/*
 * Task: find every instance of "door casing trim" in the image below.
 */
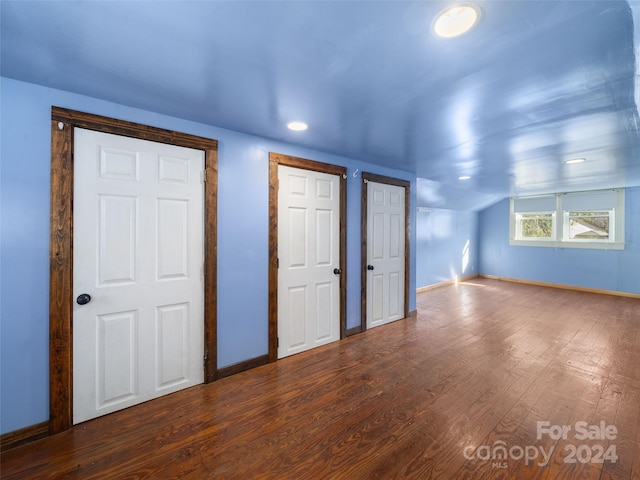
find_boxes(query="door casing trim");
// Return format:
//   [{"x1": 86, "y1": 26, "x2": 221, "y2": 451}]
[
  {"x1": 360, "y1": 172, "x2": 411, "y2": 332},
  {"x1": 49, "y1": 107, "x2": 218, "y2": 434},
  {"x1": 268, "y1": 152, "x2": 347, "y2": 362}
]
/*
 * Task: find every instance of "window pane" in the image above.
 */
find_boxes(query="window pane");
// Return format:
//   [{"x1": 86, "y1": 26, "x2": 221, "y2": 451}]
[
  {"x1": 510, "y1": 189, "x2": 623, "y2": 248},
  {"x1": 568, "y1": 212, "x2": 610, "y2": 240},
  {"x1": 520, "y1": 214, "x2": 553, "y2": 238}
]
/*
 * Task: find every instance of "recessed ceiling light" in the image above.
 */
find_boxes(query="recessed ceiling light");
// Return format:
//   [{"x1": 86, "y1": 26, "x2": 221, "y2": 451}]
[
  {"x1": 433, "y1": 5, "x2": 479, "y2": 38},
  {"x1": 458, "y1": 175, "x2": 471, "y2": 180},
  {"x1": 565, "y1": 158, "x2": 585, "y2": 164},
  {"x1": 287, "y1": 121, "x2": 308, "y2": 131}
]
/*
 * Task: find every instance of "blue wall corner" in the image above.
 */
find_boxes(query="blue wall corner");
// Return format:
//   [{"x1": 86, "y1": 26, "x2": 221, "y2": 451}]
[{"x1": 416, "y1": 208, "x2": 479, "y2": 288}]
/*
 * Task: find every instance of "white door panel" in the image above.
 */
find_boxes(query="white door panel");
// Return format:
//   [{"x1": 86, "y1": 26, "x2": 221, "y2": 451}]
[
  {"x1": 73, "y1": 128, "x2": 204, "y2": 424},
  {"x1": 98, "y1": 194, "x2": 137, "y2": 285},
  {"x1": 278, "y1": 165, "x2": 340, "y2": 358},
  {"x1": 366, "y1": 181, "x2": 406, "y2": 329},
  {"x1": 157, "y1": 199, "x2": 190, "y2": 280},
  {"x1": 156, "y1": 302, "x2": 191, "y2": 389},
  {"x1": 96, "y1": 310, "x2": 138, "y2": 408},
  {"x1": 315, "y1": 282, "x2": 333, "y2": 340}
]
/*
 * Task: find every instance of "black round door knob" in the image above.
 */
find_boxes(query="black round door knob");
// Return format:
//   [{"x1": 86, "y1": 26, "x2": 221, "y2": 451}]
[
  {"x1": 76, "y1": 294, "x2": 91, "y2": 305},
  {"x1": 333, "y1": 268, "x2": 342, "y2": 275},
  {"x1": 367, "y1": 265, "x2": 375, "y2": 271}
]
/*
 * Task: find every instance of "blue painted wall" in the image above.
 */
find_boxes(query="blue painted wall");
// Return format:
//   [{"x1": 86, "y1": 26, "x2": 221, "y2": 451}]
[
  {"x1": 479, "y1": 188, "x2": 640, "y2": 294},
  {"x1": 416, "y1": 208, "x2": 479, "y2": 288},
  {"x1": 0, "y1": 77, "x2": 416, "y2": 434}
]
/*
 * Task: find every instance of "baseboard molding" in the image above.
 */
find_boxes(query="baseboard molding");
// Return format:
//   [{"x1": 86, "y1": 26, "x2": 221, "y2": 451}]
[
  {"x1": 1, "y1": 421, "x2": 49, "y2": 452},
  {"x1": 407, "y1": 309, "x2": 417, "y2": 318},
  {"x1": 416, "y1": 274, "x2": 479, "y2": 293},
  {"x1": 479, "y1": 274, "x2": 640, "y2": 299},
  {"x1": 217, "y1": 354, "x2": 269, "y2": 379}
]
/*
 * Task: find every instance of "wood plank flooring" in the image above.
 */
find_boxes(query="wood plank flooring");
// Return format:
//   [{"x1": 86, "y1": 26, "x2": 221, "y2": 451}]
[{"x1": 2, "y1": 278, "x2": 639, "y2": 479}]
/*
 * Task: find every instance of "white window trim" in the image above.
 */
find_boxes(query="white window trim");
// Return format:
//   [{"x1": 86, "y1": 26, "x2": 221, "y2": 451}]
[{"x1": 509, "y1": 189, "x2": 625, "y2": 250}]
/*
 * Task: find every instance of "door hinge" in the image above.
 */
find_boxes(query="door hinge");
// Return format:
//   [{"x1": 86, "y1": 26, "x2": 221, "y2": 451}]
[
  {"x1": 277, "y1": 257, "x2": 279, "y2": 268},
  {"x1": 277, "y1": 337, "x2": 279, "y2": 347},
  {"x1": 201, "y1": 170, "x2": 207, "y2": 183}
]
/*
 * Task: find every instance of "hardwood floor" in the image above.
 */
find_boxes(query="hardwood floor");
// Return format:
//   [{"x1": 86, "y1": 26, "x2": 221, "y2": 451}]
[{"x1": 2, "y1": 278, "x2": 639, "y2": 479}]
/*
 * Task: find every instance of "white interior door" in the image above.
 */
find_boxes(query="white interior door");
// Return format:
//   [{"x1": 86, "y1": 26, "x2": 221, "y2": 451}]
[
  {"x1": 366, "y1": 180, "x2": 405, "y2": 329},
  {"x1": 278, "y1": 165, "x2": 341, "y2": 358},
  {"x1": 73, "y1": 128, "x2": 205, "y2": 424}
]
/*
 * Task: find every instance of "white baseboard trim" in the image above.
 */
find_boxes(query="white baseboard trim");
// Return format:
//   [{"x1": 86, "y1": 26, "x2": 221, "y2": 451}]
[
  {"x1": 416, "y1": 274, "x2": 479, "y2": 293},
  {"x1": 478, "y1": 274, "x2": 640, "y2": 299}
]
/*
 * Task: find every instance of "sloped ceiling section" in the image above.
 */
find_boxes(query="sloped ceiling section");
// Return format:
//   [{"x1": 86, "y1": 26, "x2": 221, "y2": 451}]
[
  {"x1": 1, "y1": 1, "x2": 640, "y2": 210},
  {"x1": 417, "y1": 178, "x2": 504, "y2": 212}
]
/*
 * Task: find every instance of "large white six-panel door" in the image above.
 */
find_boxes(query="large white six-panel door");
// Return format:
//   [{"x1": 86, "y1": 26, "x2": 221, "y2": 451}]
[
  {"x1": 277, "y1": 165, "x2": 341, "y2": 358},
  {"x1": 73, "y1": 128, "x2": 205, "y2": 424},
  {"x1": 366, "y1": 180, "x2": 406, "y2": 329}
]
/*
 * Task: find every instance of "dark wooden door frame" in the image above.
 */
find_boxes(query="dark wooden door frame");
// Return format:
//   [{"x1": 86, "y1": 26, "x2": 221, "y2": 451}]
[
  {"x1": 268, "y1": 152, "x2": 347, "y2": 363},
  {"x1": 360, "y1": 172, "x2": 411, "y2": 333},
  {"x1": 49, "y1": 107, "x2": 218, "y2": 434}
]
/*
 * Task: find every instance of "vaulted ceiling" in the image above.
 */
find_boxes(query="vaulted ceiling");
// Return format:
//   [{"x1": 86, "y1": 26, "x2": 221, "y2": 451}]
[{"x1": 2, "y1": 1, "x2": 639, "y2": 209}]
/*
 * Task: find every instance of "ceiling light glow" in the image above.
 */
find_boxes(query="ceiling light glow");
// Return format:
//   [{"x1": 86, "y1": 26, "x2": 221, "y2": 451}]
[
  {"x1": 287, "y1": 121, "x2": 308, "y2": 131},
  {"x1": 565, "y1": 158, "x2": 585, "y2": 164},
  {"x1": 458, "y1": 175, "x2": 471, "y2": 180},
  {"x1": 433, "y1": 5, "x2": 479, "y2": 38}
]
